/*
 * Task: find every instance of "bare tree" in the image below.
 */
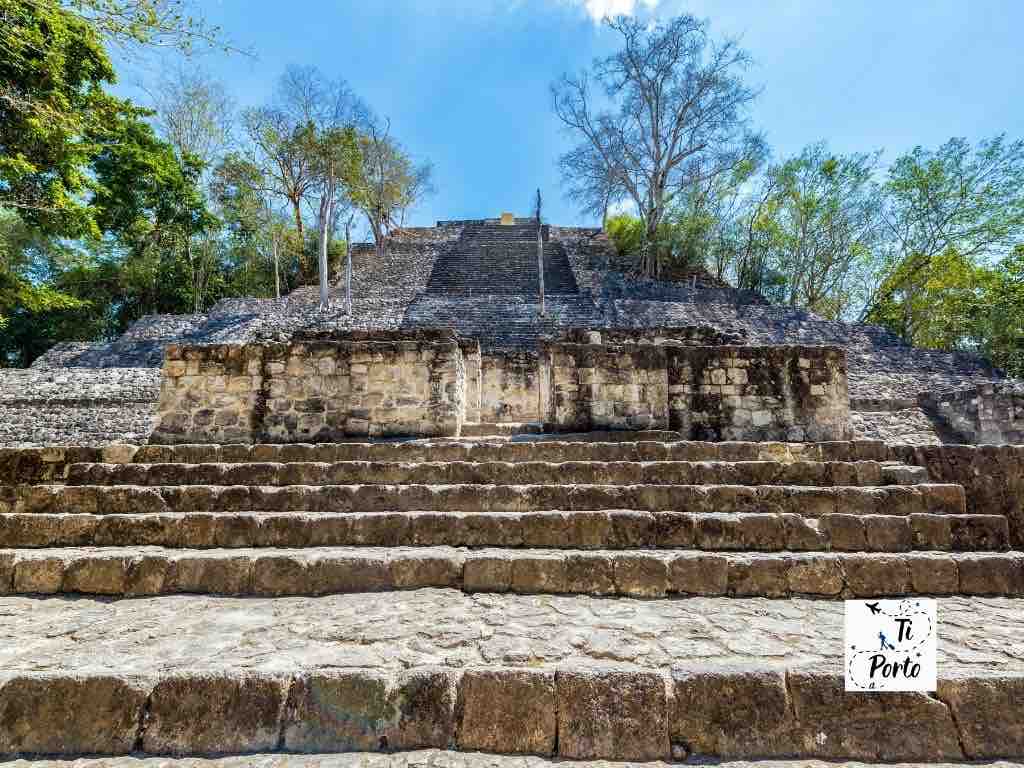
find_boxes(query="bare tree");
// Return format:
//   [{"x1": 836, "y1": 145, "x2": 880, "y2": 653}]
[
  {"x1": 552, "y1": 14, "x2": 764, "y2": 276},
  {"x1": 241, "y1": 66, "x2": 367, "y2": 287},
  {"x1": 353, "y1": 119, "x2": 434, "y2": 259},
  {"x1": 151, "y1": 67, "x2": 234, "y2": 178}
]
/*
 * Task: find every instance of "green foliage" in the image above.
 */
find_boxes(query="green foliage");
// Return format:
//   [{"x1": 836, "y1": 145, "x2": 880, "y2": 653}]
[
  {"x1": 0, "y1": 0, "x2": 129, "y2": 236},
  {"x1": 867, "y1": 247, "x2": 1024, "y2": 377},
  {"x1": 605, "y1": 214, "x2": 644, "y2": 258}
]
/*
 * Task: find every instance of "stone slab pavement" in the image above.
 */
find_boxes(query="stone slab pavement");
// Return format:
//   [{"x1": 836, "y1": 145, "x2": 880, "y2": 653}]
[{"x1": 1, "y1": 590, "x2": 1022, "y2": 676}]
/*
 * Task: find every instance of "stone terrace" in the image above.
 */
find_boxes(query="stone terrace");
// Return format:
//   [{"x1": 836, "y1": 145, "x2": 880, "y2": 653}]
[{"x1": 1, "y1": 435, "x2": 1024, "y2": 762}]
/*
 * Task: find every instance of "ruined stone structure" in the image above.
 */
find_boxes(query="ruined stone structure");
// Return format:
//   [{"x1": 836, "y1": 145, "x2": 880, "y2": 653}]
[
  {"x1": 152, "y1": 331, "x2": 470, "y2": 443},
  {"x1": 2, "y1": 215, "x2": 1024, "y2": 765},
  {"x1": 6, "y1": 217, "x2": 1012, "y2": 446},
  {"x1": 540, "y1": 330, "x2": 849, "y2": 440}
]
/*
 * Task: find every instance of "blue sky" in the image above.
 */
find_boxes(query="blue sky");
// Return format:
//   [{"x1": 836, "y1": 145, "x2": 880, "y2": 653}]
[{"x1": 121, "y1": 0, "x2": 1023, "y2": 235}]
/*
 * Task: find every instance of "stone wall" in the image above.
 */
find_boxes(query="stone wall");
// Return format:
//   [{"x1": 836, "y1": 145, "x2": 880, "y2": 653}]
[
  {"x1": 890, "y1": 443, "x2": 1024, "y2": 548},
  {"x1": 481, "y1": 352, "x2": 540, "y2": 423},
  {"x1": 151, "y1": 330, "x2": 467, "y2": 444},
  {"x1": 920, "y1": 382, "x2": 1024, "y2": 444},
  {"x1": 541, "y1": 341, "x2": 850, "y2": 441},
  {"x1": 668, "y1": 345, "x2": 850, "y2": 442},
  {"x1": 541, "y1": 343, "x2": 670, "y2": 431}
]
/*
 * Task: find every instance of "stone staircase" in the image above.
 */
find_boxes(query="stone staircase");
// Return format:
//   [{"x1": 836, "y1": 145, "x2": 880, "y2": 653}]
[
  {"x1": 425, "y1": 223, "x2": 578, "y2": 295},
  {"x1": 1, "y1": 437, "x2": 1023, "y2": 763}
]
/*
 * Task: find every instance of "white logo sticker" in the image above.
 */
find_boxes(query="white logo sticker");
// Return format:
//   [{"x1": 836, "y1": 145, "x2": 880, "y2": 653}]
[{"x1": 845, "y1": 599, "x2": 937, "y2": 692}]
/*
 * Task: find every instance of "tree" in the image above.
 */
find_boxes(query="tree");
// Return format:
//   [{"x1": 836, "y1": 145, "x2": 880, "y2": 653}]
[
  {"x1": 152, "y1": 67, "x2": 234, "y2": 184},
  {"x1": 311, "y1": 126, "x2": 361, "y2": 309},
  {"x1": 91, "y1": 113, "x2": 215, "y2": 315},
  {"x1": 353, "y1": 119, "x2": 434, "y2": 258},
  {"x1": 867, "y1": 246, "x2": 1024, "y2": 377},
  {"x1": 240, "y1": 67, "x2": 366, "y2": 284},
  {"x1": 0, "y1": 0, "x2": 129, "y2": 236},
  {"x1": 552, "y1": 13, "x2": 764, "y2": 277},
  {"x1": 866, "y1": 135, "x2": 1024, "y2": 331},
  {"x1": 759, "y1": 145, "x2": 883, "y2": 318},
  {"x1": 59, "y1": 0, "x2": 233, "y2": 54}
]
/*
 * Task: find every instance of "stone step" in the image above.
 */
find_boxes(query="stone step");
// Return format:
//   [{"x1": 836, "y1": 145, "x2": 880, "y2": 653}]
[
  {"x1": 130, "y1": 439, "x2": 891, "y2": 464},
  {"x1": 2, "y1": 483, "x2": 966, "y2": 516},
  {"x1": 63, "y1": 460, "x2": 928, "y2": 489},
  {"x1": 0, "y1": 590, "x2": 1021, "y2": 760},
  {"x1": 0, "y1": 511, "x2": 1008, "y2": 552},
  {"x1": 1, "y1": 546, "x2": 1019, "y2": 597},
  {"x1": 0, "y1": 440, "x2": 896, "y2": 484},
  {"x1": 9, "y1": 757, "x2": 1024, "y2": 768}
]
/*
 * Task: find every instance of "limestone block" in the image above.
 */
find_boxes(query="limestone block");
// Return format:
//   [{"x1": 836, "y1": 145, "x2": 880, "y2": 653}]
[
  {"x1": 557, "y1": 670, "x2": 668, "y2": 760},
  {"x1": 457, "y1": 669, "x2": 556, "y2": 755},
  {"x1": 672, "y1": 667, "x2": 793, "y2": 756},
  {"x1": 787, "y1": 671, "x2": 963, "y2": 760},
  {"x1": 0, "y1": 675, "x2": 146, "y2": 755},
  {"x1": 938, "y1": 675, "x2": 1024, "y2": 758},
  {"x1": 143, "y1": 673, "x2": 287, "y2": 754},
  {"x1": 286, "y1": 669, "x2": 456, "y2": 752}
]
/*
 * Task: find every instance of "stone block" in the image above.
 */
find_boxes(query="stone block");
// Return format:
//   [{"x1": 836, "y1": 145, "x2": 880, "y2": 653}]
[
  {"x1": 143, "y1": 673, "x2": 287, "y2": 754},
  {"x1": 669, "y1": 553, "x2": 727, "y2": 595},
  {"x1": 13, "y1": 556, "x2": 64, "y2": 594},
  {"x1": 557, "y1": 670, "x2": 668, "y2": 761},
  {"x1": 456, "y1": 669, "x2": 556, "y2": 755},
  {"x1": 0, "y1": 675, "x2": 146, "y2": 755},
  {"x1": 286, "y1": 669, "x2": 456, "y2": 752},
  {"x1": 463, "y1": 553, "x2": 511, "y2": 592},
  {"x1": 787, "y1": 671, "x2": 963, "y2": 760},
  {"x1": 938, "y1": 675, "x2": 1024, "y2": 758},
  {"x1": 671, "y1": 667, "x2": 793, "y2": 757}
]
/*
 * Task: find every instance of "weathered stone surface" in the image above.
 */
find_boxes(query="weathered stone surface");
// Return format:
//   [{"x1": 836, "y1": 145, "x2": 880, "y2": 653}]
[
  {"x1": 0, "y1": 675, "x2": 146, "y2": 755},
  {"x1": 787, "y1": 671, "x2": 963, "y2": 761},
  {"x1": 143, "y1": 673, "x2": 287, "y2": 755},
  {"x1": 6, "y1": 753, "x2": 1024, "y2": 767},
  {"x1": 938, "y1": 675, "x2": 1024, "y2": 758},
  {"x1": 3, "y1": 548, "x2": 1023, "y2": 598},
  {"x1": 671, "y1": 667, "x2": 793, "y2": 756},
  {"x1": 556, "y1": 670, "x2": 668, "y2": 760},
  {"x1": 456, "y1": 670, "x2": 555, "y2": 755},
  {"x1": 286, "y1": 670, "x2": 456, "y2": 752}
]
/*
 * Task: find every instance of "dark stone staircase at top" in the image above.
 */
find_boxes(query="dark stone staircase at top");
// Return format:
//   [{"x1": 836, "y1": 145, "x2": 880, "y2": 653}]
[{"x1": 426, "y1": 222, "x2": 578, "y2": 295}]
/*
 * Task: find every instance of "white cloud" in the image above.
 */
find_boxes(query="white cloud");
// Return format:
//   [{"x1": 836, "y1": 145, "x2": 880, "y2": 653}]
[{"x1": 565, "y1": 0, "x2": 662, "y2": 23}]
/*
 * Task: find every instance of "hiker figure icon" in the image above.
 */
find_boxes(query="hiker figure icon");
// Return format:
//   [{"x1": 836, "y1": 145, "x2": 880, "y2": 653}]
[{"x1": 878, "y1": 631, "x2": 896, "y2": 651}]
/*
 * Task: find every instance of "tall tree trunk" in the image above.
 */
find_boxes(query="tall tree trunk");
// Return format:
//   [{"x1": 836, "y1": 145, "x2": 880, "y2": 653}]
[
  {"x1": 291, "y1": 196, "x2": 306, "y2": 279},
  {"x1": 344, "y1": 216, "x2": 353, "y2": 315},
  {"x1": 642, "y1": 215, "x2": 661, "y2": 277},
  {"x1": 272, "y1": 232, "x2": 280, "y2": 299},
  {"x1": 537, "y1": 223, "x2": 545, "y2": 317},
  {"x1": 318, "y1": 191, "x2": 333, "y2": 310}
]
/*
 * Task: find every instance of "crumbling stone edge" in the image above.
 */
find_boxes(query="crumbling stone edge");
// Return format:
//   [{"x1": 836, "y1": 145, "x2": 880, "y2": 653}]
[{"x1": 0, "y1": 666, "x2": 1020, "y2": 761}]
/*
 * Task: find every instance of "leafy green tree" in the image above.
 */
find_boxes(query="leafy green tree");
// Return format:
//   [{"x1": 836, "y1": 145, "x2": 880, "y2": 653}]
[
  {"x1": 91, "y1": 113, "x2": 216, "y2": 316},
  {"x1": 0, "y1": 0, "x2": 128, "y2": 236},
  {"x1": 867, "y1": 135, "x2": 1024, "y2": 330},
  {"x1": 757, "y1": 145, "x2": 883, "y2": 319}
]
